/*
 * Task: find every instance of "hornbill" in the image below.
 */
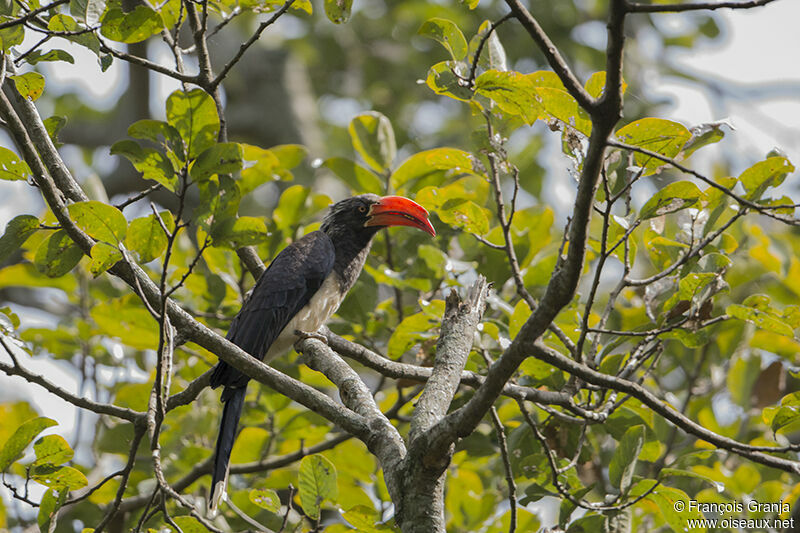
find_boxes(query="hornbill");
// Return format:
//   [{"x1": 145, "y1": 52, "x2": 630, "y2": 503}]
[{"x1": 208, "y1": 194, "x2": 436, "y2": 513}]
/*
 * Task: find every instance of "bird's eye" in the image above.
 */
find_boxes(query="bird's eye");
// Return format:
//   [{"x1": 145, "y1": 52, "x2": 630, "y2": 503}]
[{"x1": 358, "y1": 205, "x2": 367, "y2": 213}]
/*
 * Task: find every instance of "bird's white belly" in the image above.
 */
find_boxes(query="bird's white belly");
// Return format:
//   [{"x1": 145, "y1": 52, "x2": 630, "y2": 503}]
[{"x1": 263, "y1": 275, "x2": 344, "y2": 361}]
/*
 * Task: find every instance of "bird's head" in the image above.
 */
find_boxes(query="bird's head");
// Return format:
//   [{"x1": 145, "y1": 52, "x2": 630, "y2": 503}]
[{"x1": 321, "y1": 194, "x2": 436, "y2": 238}]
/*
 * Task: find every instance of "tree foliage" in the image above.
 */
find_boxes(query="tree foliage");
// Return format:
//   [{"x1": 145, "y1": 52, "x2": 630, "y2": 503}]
[{"x1": 0, "y1": 0, "x2": 798, "y2": 532}]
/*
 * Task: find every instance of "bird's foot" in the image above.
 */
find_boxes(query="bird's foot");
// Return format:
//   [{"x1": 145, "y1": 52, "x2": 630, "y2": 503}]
[{"x1": 294, "y1": 329, "x2": 328, "y2": 351}]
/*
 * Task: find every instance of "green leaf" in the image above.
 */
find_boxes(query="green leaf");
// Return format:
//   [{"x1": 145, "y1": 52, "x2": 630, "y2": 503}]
[
  {"x1": 249, "y1": 488, "x2": 280, "y2": 512},
  {"x1": 88, "y1": 242, "x2": 121, "y2": 277},
  {"x1": 23, "y1": 49, "x2": 75, "y2": 65},
  {"x1": 727, "y1": 303, "x2": 794, "y2": 337},
  {"x1": 195, "y1": 176, "x2": 241, "y2": 234},
  {"x1": 639, "y1": 485, "x2": 702, "y2": 533},
  {"x1": 90, "y1": 295, "x2": 159, "y2": 350},
  {"x1": 0, "y1": 23, "x2": 25, "y2": 51},
  {"x1": 190, "y1": 142, "x2": 243, "y2": 182},
  {"x1": 10, "y1": 72, "x2": 45, "y2": 101},
  {"x1": 639, "y1": 181, "x2": 704, "y2": 219},
  {"x1": 126, "y1": 212, "x2": 174, "y2": 263},
  {"x1": 738, "y1": 156, "x2": 794, "y2": 201},
  {"x1": 682, "y1": 120, "x2": 728, "y2": 158},
  {"x1": 32, "y1": 464, "x2": 88, "y2": 491},
  {"x1": 0, "y1": 214, "x2": 39, "y2": 262},
  {"x1": 615, "y1": 118, "x2": 692, "y2": 174},
  {"x1": 100, "y1": 4, "x2": 162, "y2": 43},
  {"x1": 440, "y1": 199, "x2": 489, "y2": 235},
  {"x1": 418, "y1": 18, "x2": 468, "y2": 61},
  {"x1": 0, "y1": 417, "x2": 57, "y2": 471},
  {"x1": 43, "y1": 116, "x2": 67, "y2": 148},
  {"x1": 468, "y1": 20, "x2": 507, "y2": 73},
  {"x1": 270, "y1": 144, "x2": 307, "y2": 170},
  {"x1": 391, "y1": 148, "x2": 478, "y2": 192},
  {"x1": 170, "y1": 516, "x2": 206, "y2": 533},
  {"x1": 70, "y1": 0, "x2": 105, "y2": 25},
  {"x1": 342, "y1": 505, "x2": 395, "y2": 532},
  {"x1": 128, "y1": 119, "x2": 184, "y2": 161},
  {"x1": 425, "y1": 60, "x2": 473, "y2": 101},
  {"x1": 771, "y1": 403, "x2": 800, "y2": 435},
  {"x1": 584, "y1": 71, "x2": 628, "y2": 99},
  {"x1": 608, "y1": 425, "x2": 644, "y2": 494},
  {"x1": 67, "y1": 201, "x2": 127, "y2": 244},
  {"x1": 322, "y1": 157, "x2": 383, "y2": 194},
  {"x1": 510, "y1": 300, "x2": 531, "y2": 338},
  {"x1": 273, "y1": 184, "x2": 309, "y2": 231},
  {"x1": 48, "y1": 14, "x2": 101, "y2": 56},
  {"x1": 348, "y1": 112, "x2": 396, "y2": 174},
  {"x1": 166, "y1": 88, "x2": 219, "y2": 159},
  {"x1": 416, "y1": 182, "x2": 491, "y2": 235},
  {"x1": 211, "y1": 216, "x2": 268, "y2": 248},
  {"x1": 388, "y1": 310, "x2": 439, "y2": 357},
  {"x1": 324, "y1": 0, "x2": 352, "y2": 23},
  {"x1": 298, "y1": 454, "x2": 337, "y2": 520},
  {"x1": 474, "y1": 70, "x2": 542, "y2": 125},
  {"x1": 584, "y1": 71, "x2": 606, "y2": 98},
  {"x1": 0, "y1": 147, "x2": 32, "y2": 181},
  {"x1": 38, "y1": 488, "x2": 67, "y2": 533},
  {"x1": 33, "y1": 435, "x2": 73, "y2": 466},
  {"x1": 535, "y1": 86, "x2": 592, "y2": 136},
  {"x1": 110, "y1": 140, "x2": 178, "y2": 191},
  {"x1": 240, "y1": 144, "x2": 284, "y2": 193},
  {"x1": 34, "y1": 230, "x2": 83, "y2": 278}
]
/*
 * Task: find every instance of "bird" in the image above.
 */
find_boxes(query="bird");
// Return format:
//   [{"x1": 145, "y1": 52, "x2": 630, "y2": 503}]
[{"x1": 207, "y1": 194, "x2": 436, "y2": 514}]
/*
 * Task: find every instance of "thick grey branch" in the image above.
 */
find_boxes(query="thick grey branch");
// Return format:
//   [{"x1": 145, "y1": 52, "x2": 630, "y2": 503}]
[
  {"x1": 325, "y1": 329, "x2": 587, "y2": 412},
  {"x1": 295, "y1": 337, "x2": 406, "y2": 473},
  {"x1": 409, "y1": 278, "x2": 489, "y2": 445}
]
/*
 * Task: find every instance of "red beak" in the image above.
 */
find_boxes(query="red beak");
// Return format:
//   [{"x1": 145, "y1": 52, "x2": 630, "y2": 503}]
[{"x1": 364, "y1": 196, "x2": 436, "y2": 237}]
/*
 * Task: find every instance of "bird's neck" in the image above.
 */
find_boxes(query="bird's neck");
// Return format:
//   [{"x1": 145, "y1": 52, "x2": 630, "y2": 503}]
[{"x1": 327, "y1": 229, "x2": 377, "y2": 291}]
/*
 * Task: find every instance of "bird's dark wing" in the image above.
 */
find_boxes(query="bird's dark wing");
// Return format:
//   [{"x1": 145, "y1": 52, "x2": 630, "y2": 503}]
[{"x1": 209, "y1": 230, "x2": 335, "y2": 391}]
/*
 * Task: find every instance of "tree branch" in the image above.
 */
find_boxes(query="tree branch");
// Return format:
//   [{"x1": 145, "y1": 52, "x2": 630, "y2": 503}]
[
  {"x1": 626, "y1": 0, "x2": 778, "y2": 13},
  {"x1": 409, "y1": 278, "x2": 489, "y2": 446},
  {"x1": 503, "y1": 0, "x2": 595, "y2": 111}
]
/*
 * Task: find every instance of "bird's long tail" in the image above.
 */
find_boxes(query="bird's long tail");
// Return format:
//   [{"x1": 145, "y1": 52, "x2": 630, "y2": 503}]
[{"x1": 209, "y1": 386, "x2": 245, "y2": 515}]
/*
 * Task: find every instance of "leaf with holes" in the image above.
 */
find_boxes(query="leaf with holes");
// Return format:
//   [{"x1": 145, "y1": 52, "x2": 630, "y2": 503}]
[
  {"x1": 249, "y1": 488, "x2": 280, "y2": 512},
  {"x1": 33, "y1": 435, "x2": 73, "y2": 467},
  {"x1": 324, "y1": 0, "x2": 352, "y2": 23},
  {"x1": 298, "y1": 454, "x2": 337, "y2": 520},
  {"x1": 10, "y1": 72, "x2": 45, "y2": 101},
  {"x1": 640, "y1": 181, "x2": 704, "y2": 220}
]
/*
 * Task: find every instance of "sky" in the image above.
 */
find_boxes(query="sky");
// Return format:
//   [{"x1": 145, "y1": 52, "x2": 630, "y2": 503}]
[{"x1": 658, "y1": 1, "x2": 800, "y2": 168}]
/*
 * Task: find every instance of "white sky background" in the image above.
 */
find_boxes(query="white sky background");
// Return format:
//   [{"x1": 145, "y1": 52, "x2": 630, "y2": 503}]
[
  {"x1": 1, "y1": 0, "x2": 800, "y2": 523},
  {"x1": 545, "y1": 1, "x2": 800, "y2": 214},
  {"x1": 658, "y1": 1, "x2": 800, "y2": 168}
]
